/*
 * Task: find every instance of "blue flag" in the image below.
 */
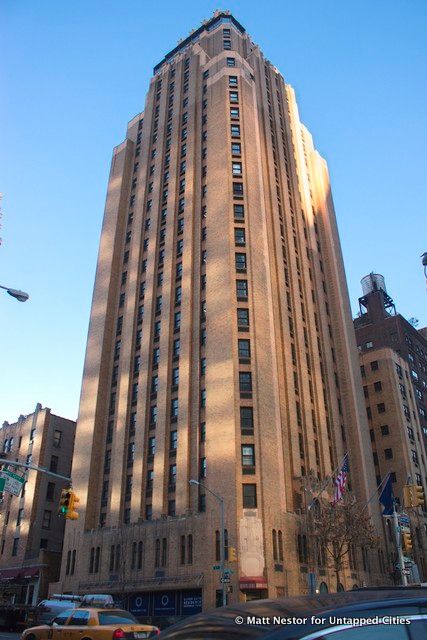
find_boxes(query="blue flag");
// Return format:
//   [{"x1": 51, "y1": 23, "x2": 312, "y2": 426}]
[{"x1": 379, "y1": 475, "x2": 394, "y2": 516}]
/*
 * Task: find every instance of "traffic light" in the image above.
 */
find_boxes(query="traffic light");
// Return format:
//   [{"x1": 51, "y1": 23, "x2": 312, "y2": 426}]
[
  {"x1": 67, "y1": 491, "x2": 80, "y2": 520},
  {"x1": 414, "y1": 485, "x2": 425, "y2": 507},
  {"x1": 402, "y1": 532, "x2": 413, "y2": 553},
  {"x1": 229, "y1": 546, "x2": 238, "y2": 562},
  {"x1": 59, "y1": 488, "x2": 72, "y2": 516},
  {"x1": 58, "y1": 488, "x2": 80, "y2": 520},
  {"x1": 403, "y1": 485, "x2": 425, "y2": 508}
]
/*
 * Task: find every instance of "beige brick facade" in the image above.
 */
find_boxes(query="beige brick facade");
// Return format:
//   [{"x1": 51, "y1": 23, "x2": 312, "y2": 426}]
[
  {"x1": 53, "y1": 11, "x2": 386, "y2": 615},
  {"x1": 0, "y1": 403, "x2": 76, "y2": 603}
]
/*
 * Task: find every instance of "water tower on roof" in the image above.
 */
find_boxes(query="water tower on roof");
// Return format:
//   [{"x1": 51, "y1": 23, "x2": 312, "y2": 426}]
[{"x1": 358, "y1": 272, "x2": 396, "y2": 319}]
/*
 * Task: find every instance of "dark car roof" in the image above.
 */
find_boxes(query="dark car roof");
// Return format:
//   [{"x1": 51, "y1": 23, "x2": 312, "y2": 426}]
[{"x1": 158, "y1": 589, "x2": 427, "y2": 639}]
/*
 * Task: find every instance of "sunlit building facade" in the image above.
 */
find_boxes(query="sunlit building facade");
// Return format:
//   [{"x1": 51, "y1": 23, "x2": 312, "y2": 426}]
[{"x1": 55, "y1": 11, "x2": 385, "y2": 614}]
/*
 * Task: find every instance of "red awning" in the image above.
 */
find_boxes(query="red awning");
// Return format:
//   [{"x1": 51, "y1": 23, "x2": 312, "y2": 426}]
[
  {"x1": 0, "y1": 568, "x2": 22, "y2": 581},
  {"x1": 239, "y1": 576, "x2": 268, "y2": 590},
  {"x1": 21, "y1": 567, "x2": 39, "y2": 580},
  {"x1": 0, "y1": 567, "x2": 40, "y2": 581}
]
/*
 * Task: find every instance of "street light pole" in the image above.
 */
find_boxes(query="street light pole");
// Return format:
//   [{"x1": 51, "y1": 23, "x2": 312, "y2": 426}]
[
  {"x1": 0, "y1": 284, "x2": 29, "y2": 302},
  {"x1": 189, "y1": 479, "x2": 226, "y2": 607}
]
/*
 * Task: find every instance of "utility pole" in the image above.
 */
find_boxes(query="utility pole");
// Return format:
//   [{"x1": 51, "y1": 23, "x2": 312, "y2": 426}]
[{"x1": 393, "y1": 501, "x2": 408, "y2": 586}]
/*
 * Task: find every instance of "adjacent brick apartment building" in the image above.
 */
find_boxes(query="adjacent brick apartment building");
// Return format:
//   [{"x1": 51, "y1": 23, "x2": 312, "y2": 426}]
[
  {"x1": 53, "y1": 10, "x2": 386, "y2": 615},
  {"x1": 354, "y1": 273, "x2": 427, "y2": 580},
  {"x1": 0, "y1": 403, "x2": 76, "y2": 604}
]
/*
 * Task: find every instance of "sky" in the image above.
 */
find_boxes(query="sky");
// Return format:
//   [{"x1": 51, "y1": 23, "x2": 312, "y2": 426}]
[{"x1": 1, "y1": 0, "x2": 426, "y2": 424}]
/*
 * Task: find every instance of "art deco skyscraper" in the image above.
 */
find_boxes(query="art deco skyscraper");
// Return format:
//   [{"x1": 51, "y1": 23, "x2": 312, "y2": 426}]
[{"x1": 55, "y1": 11, "x2": 385, "y2": 613}]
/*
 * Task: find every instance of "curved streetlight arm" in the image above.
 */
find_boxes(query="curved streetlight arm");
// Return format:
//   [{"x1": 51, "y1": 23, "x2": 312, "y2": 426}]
[{"x1": 0, "y1": 284, "x2": 29, "y2": 302}]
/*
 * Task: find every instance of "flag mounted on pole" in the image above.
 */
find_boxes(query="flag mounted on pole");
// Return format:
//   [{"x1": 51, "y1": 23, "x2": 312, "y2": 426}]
[
  {"x1": 379, "y1": 474, "x2": 394, "y2": 516},
  {"x1": 333, "y1": 453, "x2": 349, "y2": 504}
]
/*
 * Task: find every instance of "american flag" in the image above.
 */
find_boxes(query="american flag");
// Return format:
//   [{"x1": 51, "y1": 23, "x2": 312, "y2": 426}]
[{"x1": 333, "y1": 453, "x2": 349, "y2": 504}]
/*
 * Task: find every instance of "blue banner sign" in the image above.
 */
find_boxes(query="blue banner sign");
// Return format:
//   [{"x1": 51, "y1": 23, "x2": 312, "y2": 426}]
[
  {"x1": 129, "y1": 593, "x2": 149, "y2": 616},
  {"x1": 153, "y1": 591, "x2": 177, "y2": 616},
  {"x1": 181, "y1": 589, "x2": 202, "y2": 615}
]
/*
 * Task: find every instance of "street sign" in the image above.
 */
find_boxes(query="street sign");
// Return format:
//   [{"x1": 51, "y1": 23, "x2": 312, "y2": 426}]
[
  {"x1": 0, "y1": 470, "x2": 25, "y2": 496},
  {"x1": 220, "y1": 577, "x2": 230, "y2": 584},
  {"x1": 212, "y1": 565, "x2": 221, "y2": 570},
  {"x1": 399, "y1": 514, "x2": 410, "y2": 527},
  {"x1": 0, "y1": 478, "x2": 5, "y2": 492},
  {"x1": 223, "y1": 568, "x2": 234, "y2": 575}
]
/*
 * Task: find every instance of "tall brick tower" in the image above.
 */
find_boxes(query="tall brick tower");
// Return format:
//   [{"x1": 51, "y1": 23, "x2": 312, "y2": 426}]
[{"x1": 55, "y1": 11, "x2": 384, "y2": 614}]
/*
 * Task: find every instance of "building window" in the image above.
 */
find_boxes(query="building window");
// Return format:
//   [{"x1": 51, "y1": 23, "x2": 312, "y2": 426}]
[
  {"x1": 231, "y1": 124, "x2": 240, "y2": 137},
  {"x1": 150, "y1": 405, "x2": 157, "y2": 425},
  {"x1": 171, "y1": 398, "x2": 179, "y2": 420},
  {"x1": 229, "y1": 75, "x2": 238, "y2": 86},
  {"x1": 234, "y1": 228, "x2": 246, "y2": 245},
  {"x1": 42, "y1": 510, "x2": 52, "y2": 530},
  {"x1": 12, "y1": 538, "x2": 19, "y2": 556},
  {"x1": 232, "y1": 142, "x2": 241, "y2": 156},
  {"x1": 242, "y1": 484, "x2": 257, "y2": 508},
  {"x1": 180, "y1": 536, "x2": 186, "y2": 564},
  {"x1": 374, "y1": 381, "x2": 382, "y2": 392},
  {"x1": 199, "y1": 494, "x2": 206, "y2": 512},
  {"x1": 187, "y1": 534, "x2": 193, "y2": 564},
  {"x1": 377, "y1": 403, "x2": 386, "y2": 414},
  {"x1": 50, "y1": 455, "x2": 58, "y2": 473},
  {"x1": 46, "y1": 482, "x2": 55, "y2": 502},
  {"x1": 200, "y1": 389, "x2": 206, "y2": 407},
  {"x1": 381, "y1": 424, "x2": 390, "y2": 436},
  {"x1": 226, "y1": 57, "x2": 236, "y2": 67},
  {"x1": 199, "y1": 457, "x2": 207, "y2": 478},
  {"x1": 173, "y1": 339, "x2": 180, "y2": 358},
  {"x1": 169, "y1": 464, "x2": 177, "y2": 487},
  {"x1": 234, "y1": 204, "x2": 244, "y2": 220},
  {"x1": 200, "y1": 422, "x2": 206, "y2": 442},
  {"x1": 242, "y1": 444, "x2": 255, "y2": 467},
  {"x1": 239, "y1": 372, "x2": 252, "y2": 394},
  {"x1": 170, "y1": 430, "x2": 178, "y2": 451},
  {"x1": 240, "y1": 407, "x2": 254, "y2": 433},
  {"x1": 172, "y1": 367, "x2": 179, "y2": 387},
  {"x1": 384, "y1": 448, "x2": 393, "y2": 460},
  {"x1": 52, "y1": 430, "x2": 62, "y2": 448},
  {"x1": 127, "y1": 442, "x2": 135, "y2": 466},
  {"x1": 200, "y1": 357, "x2": 206, "y2": 376},
  {"x1": 233, "y1": 182, "x2": 244, "y2": 196},
  {"x1": 236, "y1": 279, "x2": 248, "y2": 299},
  {"x1": 153, "y1": 347, "x2": 160, "y2": 366},
  {"x1": 148, "y1": 436, "x2": 156, "y2": 456},
  {"x1": 237, "y1": 308, "x2": 249, "y2": 327},
  {"x1": 16, "y1": 508, "x2": 24, "y2": 527},
  {"x1": 223, "y1": 39, "x2": 231, "y2": 50},
  {"x1": 238, "y1": 339, "x2": 250, "y2": 359},
  {"x1": 230, "y1": 91, "x2": 239, "y2": 103}
]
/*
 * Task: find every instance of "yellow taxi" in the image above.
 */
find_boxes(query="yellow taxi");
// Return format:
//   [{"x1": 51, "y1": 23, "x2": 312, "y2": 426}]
[{"x1": 22, "y1": 607, "x2": 160, "y2": 640}]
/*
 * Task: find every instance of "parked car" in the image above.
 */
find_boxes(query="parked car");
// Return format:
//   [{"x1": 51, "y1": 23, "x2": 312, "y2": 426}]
[
  {"x1": 157, "y1": 588, "x2": 427, "y2": 639},
  {"x1": 21, "y1": 607, "x2": 159, "y2": 640},
  {"x1": 36, "y1": 598, "x2": 81, "y2": 625}
]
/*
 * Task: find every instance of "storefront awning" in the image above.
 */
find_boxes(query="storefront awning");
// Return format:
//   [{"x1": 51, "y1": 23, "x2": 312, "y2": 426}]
[
  {"x1": 0, "y1": 567, "x2": 40, "y2": 581},
  {"x1": 239, "y1": 576, "x2": 268, "y2": 590}
]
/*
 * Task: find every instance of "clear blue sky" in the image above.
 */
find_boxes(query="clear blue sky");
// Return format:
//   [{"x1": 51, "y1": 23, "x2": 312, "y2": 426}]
[{"x1": 1, "y1": 1, "x2": 426, "y2": 424}]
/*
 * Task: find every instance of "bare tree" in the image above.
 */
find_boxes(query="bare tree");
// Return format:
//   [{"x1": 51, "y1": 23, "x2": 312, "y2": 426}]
[{"x1": 312, "y1": 494, "x2": 379, "y2": 590}]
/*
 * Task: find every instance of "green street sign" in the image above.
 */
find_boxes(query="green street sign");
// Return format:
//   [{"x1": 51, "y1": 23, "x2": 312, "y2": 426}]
[
  {"x1": 0, "y1": 470, "x2": 25, "y2": 496},
  {"x1": 212, "y1": 565, "x2": 221, "y2": 570},
  {"x1": 224, "y1": 568, "x2": 234, "y2": 575},
  {"x1": 0, "y1": 478, "x2": 5, "y2": 492}
]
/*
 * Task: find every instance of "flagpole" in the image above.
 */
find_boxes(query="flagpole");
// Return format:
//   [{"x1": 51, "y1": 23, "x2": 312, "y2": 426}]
[
  {"x1": 308, "y1": 452, "x2": 348, "y2": 510},
  {"x1": 393, "y1": 499, "x2": 408, "y2": 587},
  {"x1": 361, "y1": 473, "x2": 391, "y2": 514}
]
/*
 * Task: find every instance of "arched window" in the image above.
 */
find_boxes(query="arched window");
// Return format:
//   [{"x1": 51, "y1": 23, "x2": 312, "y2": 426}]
[
  {"x1": 155, "y1": 538, "x2": 160, "y2": 567},
  {"x1": 319, "y1": 581, "x2": 328, "y2": 593},
  {"x1": 278, "y1": 530, "x2": 283, "y2": 562},
  {"x1": 131, "y1": 542, "x2": 137, "y2": 570},
  {"x1": 180, "y1": 535, "x2": 186, "y2": 564},
  {"x1": 272, "y1": 530, "x2": 278, "y2": 562},
  {"x1": 137, "y1": 541, "x2": 143, "y2": 569},
  {"x1": 187, "y1": 534, "x2": 193, "y2": 564},
  {"x1": 337, "y1": 582, "x2": 344, "y2": 592}
]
